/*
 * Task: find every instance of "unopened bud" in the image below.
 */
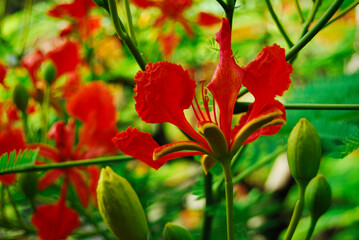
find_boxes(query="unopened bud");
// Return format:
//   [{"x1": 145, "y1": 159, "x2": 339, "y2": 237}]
[
  {"x1": 97, "y1": 167, "x2": 149, "y2": 240},
  {"x1": 163, "y1": 223, "x2": 192, "y2": 240},
  {"x1": 305, "y1": 174, "x2": 332, "y2": 221},
  {"x1": 287, "y1": 118, "x2": 321, "y2": 187},
  {"x1": 41, "y1": 60, "x2": 56, "y2": 85},
  {"x1": 18, "y1": 172, "x2": 38, "y2": 200},
  {"x1": 13, "y1": 84, "x2": 29, "y2": 112}
]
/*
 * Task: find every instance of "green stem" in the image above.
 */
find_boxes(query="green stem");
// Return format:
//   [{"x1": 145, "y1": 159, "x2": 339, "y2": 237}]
[
  {"x1": 294, "y1": 0, "x2": 305, "y2": 23},
  {"x1": 264, "y1": 0, "x2": 294, "y2": 48},
  {"x1": 20, "y1": 0, "x2": 33, "y2": 56},
  {"x1": 216, "y1": 0, "x2": 229, "y2": 12},
  {"x1": 232, "y1": 146, "x2": 286, "y2": 184},
  {"x1": 286, "y1": 0, "x2": 344, "y2": 61},
  {"x1": 41, "y1": 85, "x2": 50, "y2": 143},
  {"x1": 222, "y1": 159, "x2": 234, "y2": 240},
  {"x1": 21, "y1": 111, "x2": 29, "y2": 142},
  {"x1": 326, "y1": 0, "x2": 359, "y2": 27},
  {"x1": 107, "y1": 0, "x2": 146, "y2": 70},
  {"x1": 226, "y1": 0, "x2": 235, "y2": 28},
  {"x1": 304, "y1": 217, "x2": 318, "y2": 240},
  {"x1": 202, "y1": 172, "x2": 213, "y2": 240},
  {"x1": 5, "y1": 187, "x2": 24, "y2": 227},
  {"x1": 283, "y1": 185, "x2": 305, "y2": 240},
  {"x1": 299, "y1": 0, "x2": 323, "y2": 38},
  {"x1": 0, "y1": 155, "x2": 132, "y2": 175},
  {"x1": 124, "y1": 0, "x2": 137, "y2": 45}
]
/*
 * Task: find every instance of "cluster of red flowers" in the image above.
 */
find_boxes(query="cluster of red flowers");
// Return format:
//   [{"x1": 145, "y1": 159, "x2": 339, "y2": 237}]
[{"x1": 0, "y1": 0, "x2": 292, "y2": 239}]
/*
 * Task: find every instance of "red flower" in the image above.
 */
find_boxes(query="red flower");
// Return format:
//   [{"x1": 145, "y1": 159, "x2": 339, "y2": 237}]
[
  {"x1": 32, "y1": 184, "x2": 81, "y2": 240},
  {"x1": 66, "y1": 81, "x2": 117, "y2": 154},
  {"x1": 132, "y1": 0, "x2": 220, "y2": 58},
  {"x1": 113, "y1": 18, "x2": 292, "y2": 170},
  {"x1": 28, "y1": 119, "x2": 103, "y2": 207},
  {"x1": 0, "y1": 61, "x2": 9, "y2": 89}
]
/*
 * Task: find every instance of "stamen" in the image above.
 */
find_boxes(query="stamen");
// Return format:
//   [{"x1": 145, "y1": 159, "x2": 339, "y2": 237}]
[
  {"x1": 200, "y1": 80, "x2": 212, "y2": 122},
  {"x1": 191, "y1": 103, "x2": 203, "y2": 122},
  {"x1": 193, "y1": 87, "x2": 206, "y2": 121},
  {"x1": 212, "y1": 98, "x2": 218, "y2": 125}
]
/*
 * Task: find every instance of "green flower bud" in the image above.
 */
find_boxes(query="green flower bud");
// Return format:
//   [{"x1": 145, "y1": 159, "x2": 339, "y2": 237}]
[
  {"x1": 163, "y1": 223, "x2": 192, "y2": 240},
  {"x1": 305, "y1": 174, "x2": 332, "y2": 221},
  {"x1": 287, "y1": 118, "x2": 321, "y2": 187},
  {"x1": 13, "y1": 84, "x2": 29, "y2": 112},
  {"x1": 18, "y1": 172, "x2": 38, "y2": 200},
  {"x1": 41, "y1": 60, "x2": 56, "y2": 85},
  {"x1": 97, "y1": 167, "x2": 149, "y2": 240}
]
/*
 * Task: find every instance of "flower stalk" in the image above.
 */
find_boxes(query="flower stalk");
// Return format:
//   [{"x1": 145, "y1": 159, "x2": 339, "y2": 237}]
[{"x1": 222, "y1": 158, "x2": 234, "y2": 240}]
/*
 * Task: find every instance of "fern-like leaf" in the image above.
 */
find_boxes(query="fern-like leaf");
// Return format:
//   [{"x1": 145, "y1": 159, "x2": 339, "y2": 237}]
[
  {"x1": 0, "y1": 149, "x2": 39, "y2": 175},
  {"x1": 331, "y1": 131, "x2": 359, "y2": 159}
]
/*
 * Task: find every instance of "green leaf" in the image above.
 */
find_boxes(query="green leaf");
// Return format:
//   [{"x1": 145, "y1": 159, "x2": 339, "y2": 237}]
[
  {"x1": 331, "y1": 131, "x2": 359, "y2": 159},
  {"x1": 0, "y1": 149, "x2": 39, "y2": 175}
]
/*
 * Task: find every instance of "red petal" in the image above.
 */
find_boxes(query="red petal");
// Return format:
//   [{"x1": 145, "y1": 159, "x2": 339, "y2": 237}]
[
  {"x1": 132, "y1": 0, "x2": 157, "y2": 8},
  {"x1": 68, "y1": 169, "x2": 90, "y2": 207},
  {"x1": 243, "y1": 44, "x2": 292, "y2": 120},
  {"x1": 46, "y1": 39, "x2": 81, "y2": 78},
  {"x1": 197, "y1": 12, "x2": 221, "y2": 26},
  {"x1": 158, "y1": 32, "x2": 181, "y2": 59},
  {"x1": 21, "y1": 50, "x2": 44, "y2": 86},
  {"x1": 66, "y1": 81, "x2": 116, "y2": 129},
  {"x1": 113, "y1": 127, "x2": 166, "y2": 170},
  {"x1": 48, "y1": 120, "x2": 75, "y2": 156},
  {"x1": 28, "y1": 143, "x2": 61, "y2": 162},
  {"x1": 134, "y1": 62, "x2": 207, "y2": 146},
  {"x1": 0, "y1": 62, "x2": 8, "y2": 89},
  {"x1": 207, "y1": 18, "x2": 244, "y2": 142},
  {"x1": 232, "y1": 100, "x2": 286, "y2": 144},
  {"x1": 59, "y1": 71, "x2": 81, "y2": 98},
  {"x1": 48, "y1": 0, "x2": 96, "y2": 19},
  {"x1": 32, "y1": 199, "x2": 81, "y2": 240},
  {"x1": 38, "y1": 169, "x2": 63, "y2": 191}
]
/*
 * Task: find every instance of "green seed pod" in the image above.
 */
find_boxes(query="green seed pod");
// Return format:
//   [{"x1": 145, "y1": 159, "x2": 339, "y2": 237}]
[
  {"x1": 18, "y1": 172, "x2": 38, "y2": 200},
  {"x1": 163, "y1": 223, "x2": 192, "y2": 240},
  {"x1": 287, "y1": 118, "x2": 321, "y2": 187},
  {"x1": 97, "y1": 167, "x2": 149, "y2": 240},
  {"x1": 41, "y1": 60, "x2": 56, "y2": 85},
  {"x1": 13, "y1": 84, "x2": 29, "y2": 112},
  {"x1": 305, "y1": 174, "x2": 332, "y2": 221}
]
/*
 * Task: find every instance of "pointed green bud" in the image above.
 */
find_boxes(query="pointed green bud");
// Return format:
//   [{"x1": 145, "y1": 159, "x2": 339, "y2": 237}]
[
  {"x1": 18, "y1": 172, "x2": 38, "y2": 200},
  {"x1": 92, "y1": 0, "x2": 110, "y2": 13},
  {"x1": 97, "y1": 167, "x2": 149, "y2": 240},
  {"x1": 13, "y1": 84, "x2": 29, "y2": 113},
  {"x1": 287, "y1": 118, "x2": 321, "y2": 187},
  {"x1": 41, "y1": 60, "x2": 57, "y2": 85},
  {"x1": 163, "y1": 223, "x2": 192, "y2": 240},
  {"x1": 305, "y1": 174, "x2": 332, "y2": 221}
]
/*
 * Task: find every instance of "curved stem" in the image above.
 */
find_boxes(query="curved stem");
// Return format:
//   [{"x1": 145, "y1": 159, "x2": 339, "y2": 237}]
[
  {"x1": 304, "y1": 217, "x2": 318, "y2": 240},
  {"x1": 202, "y1": 172, "x2": 213, "y2": 240},
  {"x1": 107, "y1": 0, "x2": 146, "y2": 70},
  {"x1": 326, "y1": 0, "x2": 359, "y2": 27},
  {"x1": 264, "y1": 0, "x2": 294, "y2": 48},
  {"x1": 294, "y1": 0, "x2": 305, "y2": 23},
  {"x1": 299, "y1": 0, "x2": 323, "y2": 39},
  {"x1": 222, "y1": 159, "x2": 234, "y2": 240},
  {"x1": 124, "y1": 0, "x2": 137, "y2": 45},
  {"x1": 0, "y1": 155, "x2": 133, "y2": 175},
  {"x1": 286, "y1": 0, "x2": 344, "y2": 61},
  {"x1": 283, "y1": 185, "x2": 305, "y2": 240}
]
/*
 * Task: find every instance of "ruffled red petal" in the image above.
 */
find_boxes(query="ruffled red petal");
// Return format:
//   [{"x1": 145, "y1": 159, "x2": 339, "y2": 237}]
[
  {"x1": 113, "y1": 127, "x2": 163, "y2": 170},
  {"x1": 0, "y1": 62, "x2": 8, "y2": 89},
  {"x1": 32, "y1": 199, "x2": 81, "y2": 240},
  {"x1": 46, "y1": 39, "x2": 81, "y2": 78},
  {"x1": 48, "y1": 0, "x2": 95, "y2": 20},
  {"x1": 134, "y1": 61, "x2": 207, "y2": 146},
  {"x1": 207, "y1": 18, "x2": 244, "y2": 142},
  {"x1": 232, "y1": 100, "x2": 286, "y2": 144},
  {"x1": 197, "y1": 12, "x2": 221, "y2": 26},
  {"x1": 21, "y1": 50, "x2": 45, "y2": 86},
  {"x1": 243, "y1": 44, "x2": 292, "y2": 120}
]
